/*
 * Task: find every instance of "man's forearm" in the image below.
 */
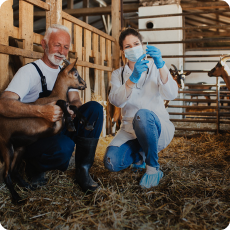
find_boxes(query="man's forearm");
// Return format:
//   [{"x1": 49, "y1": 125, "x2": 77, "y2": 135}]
[{"x1": 0, "y1": 98, "x2": 44, "y2": 118}]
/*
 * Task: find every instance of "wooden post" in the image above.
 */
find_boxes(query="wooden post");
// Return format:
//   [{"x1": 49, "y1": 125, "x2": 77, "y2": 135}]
[
  {"x1": 83, "y1": 0, "x2": 89, "y2": 24},
  {"x1": 62, "y1": 19, "x2": 72, "y2": 51},
  {"x1": 0, "y1": 0, "x2": 14, "y2": 91},
  {"x1": 67, "y1": 0, "x2": 74, "y2": 9},
  {"x1": 100, "y1": 37, "x2": 106, "y2": 100},
  {"x1": 74, "y1": 25, "x2": 83, "y2": 102},
  {"x1": 106, "y1": 39, "x2": 112, "y2": 134},
  {"x1": 84, "y1": 29, "x2": 91, "y2": 102},
  {"x1": 216, "y1": 77, "x2": 220, "y2": 134},
  {"x1": 19, "y1": 0, "x2": 34, "y2": 65},
  {"x1": 111, "y1": 0, "x2": 121, "y2": 70},
  {"x1": 92, "y1": 33, "x2": 99, "y2": 95},
  {"x1": 46, "y1": 0, "x2": 62, "y2": 28}
]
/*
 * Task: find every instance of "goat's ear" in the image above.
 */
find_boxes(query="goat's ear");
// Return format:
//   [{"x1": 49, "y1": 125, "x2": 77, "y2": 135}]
[{"x1": 63, "y1": 60, "x2": 77, "y2": 75}]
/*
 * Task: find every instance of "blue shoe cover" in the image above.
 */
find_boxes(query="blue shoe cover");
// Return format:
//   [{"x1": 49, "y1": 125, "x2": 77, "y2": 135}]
[
  {"x1": 131, "y1": 161, "x2": 146, "y2": 170},
  {"x1": 139, "y1": 170, "x2": 163, "y2": 188}
]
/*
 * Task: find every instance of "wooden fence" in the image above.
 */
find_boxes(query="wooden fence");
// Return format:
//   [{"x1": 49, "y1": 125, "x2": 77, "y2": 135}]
[
  {"x1": 0, "y1": 0, "x2": 115, "y2": 103},
  {"x1": 124, "y1": 5, "x2": 230, "y2": 136},
  {"x1": 168, "y1": 80, "x2": 230, "y2": 136},
  {"x1": 0, "y1": 0, "x2": 116, "y2": 136}
]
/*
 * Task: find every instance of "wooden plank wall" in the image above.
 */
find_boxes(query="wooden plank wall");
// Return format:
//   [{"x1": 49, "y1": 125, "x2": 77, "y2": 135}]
[
  {"x1": 62, "y1": 12, "x2": 115, "y2": 103},
  {"x1": 0, "y1": 0, "x2": 116, "y2": 136},
  {"x1": 0, "y1": 0, "x2": 115, "y2": 106}
]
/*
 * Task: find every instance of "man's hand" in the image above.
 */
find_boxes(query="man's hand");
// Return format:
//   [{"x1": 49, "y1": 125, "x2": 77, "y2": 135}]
[{"x1": 39, "y1": 101, "x2": 64, "y2": 122}]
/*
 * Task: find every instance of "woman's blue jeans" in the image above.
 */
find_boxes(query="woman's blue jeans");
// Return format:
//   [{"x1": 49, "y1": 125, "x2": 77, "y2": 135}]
[{"x1": 104, "y1": 109, "x2": 161, "y2": 172}]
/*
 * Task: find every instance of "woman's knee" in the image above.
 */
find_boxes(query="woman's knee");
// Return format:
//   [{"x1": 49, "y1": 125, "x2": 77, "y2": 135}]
[
  {"x1": 133, "y1": 109, "x2": 161, "y2": 136},
  {"x1": 104, "y1": 147, "x2": 120, "y2": 172},
  {"x1": 134, "y1": 109, "x2": 151, "y2": 122}
]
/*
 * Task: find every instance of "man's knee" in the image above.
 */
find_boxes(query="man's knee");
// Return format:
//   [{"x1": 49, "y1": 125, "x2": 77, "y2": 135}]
[{"x1": 83, "y1": 101, "x2": 103, "y2": 116}]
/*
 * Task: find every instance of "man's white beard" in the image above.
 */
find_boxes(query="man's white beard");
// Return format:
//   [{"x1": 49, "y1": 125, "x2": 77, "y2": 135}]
[{"x1": 45, "y1": 47, "x2": 65, "y2": 66}]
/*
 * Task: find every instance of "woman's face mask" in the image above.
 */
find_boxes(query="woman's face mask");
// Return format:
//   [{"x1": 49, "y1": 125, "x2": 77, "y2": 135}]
[{"x1": 124, "y1": 45, "x2": 144, "y2": 62}]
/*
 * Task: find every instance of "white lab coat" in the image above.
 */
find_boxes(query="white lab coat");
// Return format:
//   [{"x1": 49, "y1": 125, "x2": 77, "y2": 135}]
[{"x1": 108, "y1": 60, "x2": 178, "y2": 152}]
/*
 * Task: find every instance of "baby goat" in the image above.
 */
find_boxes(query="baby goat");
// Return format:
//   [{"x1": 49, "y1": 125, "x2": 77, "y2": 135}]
[{"x1": 0, "y1": 60, "x2": 86, "y2": 204}]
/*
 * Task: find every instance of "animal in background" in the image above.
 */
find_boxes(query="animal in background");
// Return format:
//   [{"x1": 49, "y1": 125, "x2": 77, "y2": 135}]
[
  {"x1": 208, "y1": 55, "x2": 230, "y2": 91},
  {"x1": 108, "y1": 64, "x2": 189, "y2": 132},
  {"x1": 169, "y1": 64, "x2": 191, "y2": 89},
  {"x1": 165, "y1": 64, "x2": 191, "y2": 108}
]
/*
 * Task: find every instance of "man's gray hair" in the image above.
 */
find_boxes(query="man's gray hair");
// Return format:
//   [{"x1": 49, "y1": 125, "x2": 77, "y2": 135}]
[{"x1": 44, "y1": 24, "x2": 71, "y2": 46}]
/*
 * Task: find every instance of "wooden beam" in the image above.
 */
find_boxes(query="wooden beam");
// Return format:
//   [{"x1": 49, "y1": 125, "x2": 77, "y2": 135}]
[
  {"x1": 92, "y1": 33, "x2": 99, "y2": 95},
  {"x1": 62, "y1": 11, "x2": 115, "y2": 42},
  {"x1": 83, "y1": 0, "x2": 89, "y2": 23},
  {"x1": 67, "y1": 0, "x2": 74, "y2": 9},
  {"x1": 19, "y1": 0, "x2": 34, "y2": 64},
  {"x1": 83, "y1": 29, "x2": 91, "y2": 102},
  {"x1": 34, "y1": 4, "x2": 139, "y2": 17},
  {"x1": 0, "y1": 0, "x2": 13, "y2": 91},
  {"x1": 76, "y1": 60, "x2": 113, "y2": 71},
  {"x1": 24, "y1": 0, "x2": 50, "y2": 10},
  {"x1": 111, "y1": 0, "x2": 121, "y2": 70},
  {"x1": 185, "y1": 15, "x2": 230, "y2": 26},
  {"x1": 46, "y1": 0, "x2": 62, "y2": 28},
  {"x1": 181, "y1": 1, "x2": 229, "y2": 10},
  {"x1": 138, "y1": 25, "x2": 230, "y2": 31},
  {"x1": 146, "y1": 37, "x2": 230, "y2": 45},
  {"x1": 125, "y1": 9, "x2": 230, "y2": 20},
  {"x1": 138, "y1": 24, "x2": 230, "y2": 32},
  {"x1": 186, "y1": 14, "x2": 230, "y2": 25},
  {"x1": 186, "y1": 31, "x2": 230, "y2": 38},
  {"x1": 0, "y1": 44, "x2": 43, "y2": 59},
  {"x1": 161, "y1": 54, "x2": 229, "y2": 58}
]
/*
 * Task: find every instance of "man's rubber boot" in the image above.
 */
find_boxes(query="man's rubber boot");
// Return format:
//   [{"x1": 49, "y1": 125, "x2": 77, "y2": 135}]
[{"x1": 74, "y1": 136, "x2": 99, "y2": 192}]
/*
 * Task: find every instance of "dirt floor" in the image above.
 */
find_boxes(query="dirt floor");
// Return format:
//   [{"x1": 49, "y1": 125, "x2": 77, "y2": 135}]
[{"x1": 0, "y1": 133, "x2": 230, "y2": 230}]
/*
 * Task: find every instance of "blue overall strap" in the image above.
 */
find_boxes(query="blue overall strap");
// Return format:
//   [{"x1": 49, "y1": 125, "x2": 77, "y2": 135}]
[{"x1": 30, "y1": 62, "x2": 47, "y2": 93}]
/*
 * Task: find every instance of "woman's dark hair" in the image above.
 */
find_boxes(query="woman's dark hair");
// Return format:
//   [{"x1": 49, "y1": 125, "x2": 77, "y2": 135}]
[{"x1": 119, "y1": 27, "x2": 143, "y2": 50}]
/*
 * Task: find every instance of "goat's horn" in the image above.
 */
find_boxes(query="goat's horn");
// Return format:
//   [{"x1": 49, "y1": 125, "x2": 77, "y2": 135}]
[
  {"x1": 171, "y1": 64, "x2": 178, "y2": 71},
  {"x1": 63, "y1": 59, "x2": 71, "y2": 66},
  {"x1": 221, "y1": 55, "x2": 230, "y2": 63}
]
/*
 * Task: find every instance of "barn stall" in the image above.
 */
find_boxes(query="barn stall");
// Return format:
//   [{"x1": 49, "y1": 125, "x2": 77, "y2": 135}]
[{"x1": 0, "y1": 0, "x2": 230, "y2": 229}]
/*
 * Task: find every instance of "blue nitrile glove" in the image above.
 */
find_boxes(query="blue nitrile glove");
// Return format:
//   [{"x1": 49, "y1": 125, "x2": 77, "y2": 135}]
[
  {"x1": 131, "y1": 161, "x2": 146, "y2": 172},
  {"x1": 129, "y1": 54, "x2": 149, "y2": 84},
  {"x1": 139, "y1": 165, "x2": 163, "y2": 189},
  {"x1": 146, "y1": 45, "x2": 165, "y2": 69}
]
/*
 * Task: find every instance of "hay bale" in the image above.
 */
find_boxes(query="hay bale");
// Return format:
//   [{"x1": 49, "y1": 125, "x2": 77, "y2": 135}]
[{"x1": 0, "y1": 134, "x2": 229, "y2": 230}]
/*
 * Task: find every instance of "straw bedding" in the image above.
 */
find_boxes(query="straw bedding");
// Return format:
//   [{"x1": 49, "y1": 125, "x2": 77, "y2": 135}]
[{"x1": 0, "y1": 133, "x2": 229, "y2": 230}]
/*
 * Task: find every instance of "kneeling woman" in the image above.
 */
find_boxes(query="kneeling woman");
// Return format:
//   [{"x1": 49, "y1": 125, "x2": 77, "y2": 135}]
[{"x1": 104, "y1": 28, "x2": 178, "y2": 188}]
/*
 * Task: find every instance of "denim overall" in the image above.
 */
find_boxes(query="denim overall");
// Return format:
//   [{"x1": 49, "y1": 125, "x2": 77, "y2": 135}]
[{"x1": 24, "y1": 62, "x2": 103, "y2": 173}]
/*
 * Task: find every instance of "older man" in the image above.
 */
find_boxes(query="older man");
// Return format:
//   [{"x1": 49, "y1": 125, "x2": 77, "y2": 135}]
[{"x1": 0, "y1": 24, "x2": 103, "y2": 192}]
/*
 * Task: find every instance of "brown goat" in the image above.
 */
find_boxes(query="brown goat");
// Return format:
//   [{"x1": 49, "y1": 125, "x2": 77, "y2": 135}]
[
  {"x1": 208, "y1": 55, "x2": 230, "y2": 91},
  {"x1": 0, "y1": 60, "x2": 87, "y2": 204},
  {"x1": 165, "y1": 64, "x2": 191, "y2": 108}
]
